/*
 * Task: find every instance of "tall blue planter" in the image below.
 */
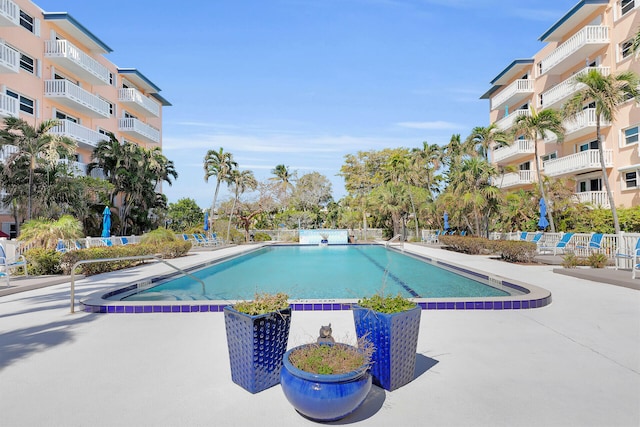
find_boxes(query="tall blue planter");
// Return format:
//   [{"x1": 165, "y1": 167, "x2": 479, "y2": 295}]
[
  {"x1": 223, "y1": 306, "x2": 292, "y2": 393},
  {"x1": 352, "y1": 304, "x2": 421, "y2": 391}
]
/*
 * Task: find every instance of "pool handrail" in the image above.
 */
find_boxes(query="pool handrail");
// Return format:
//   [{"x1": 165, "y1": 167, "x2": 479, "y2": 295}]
[{"x1": 70, "y1": 254, "x2": 205, "y2": 314}]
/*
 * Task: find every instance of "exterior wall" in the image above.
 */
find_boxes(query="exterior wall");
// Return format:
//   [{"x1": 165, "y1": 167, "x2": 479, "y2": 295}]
[
  {"x1": 0, "y1": 0, "x2": 168, "y2": 236},
  {"x1": 486, "y1": 0, "x2": 640, "y2": 209}
]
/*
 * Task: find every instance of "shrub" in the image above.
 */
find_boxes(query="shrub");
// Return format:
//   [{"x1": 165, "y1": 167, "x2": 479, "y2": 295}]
[
  {"x1": 141, "y1": 228, "x2": 178, "y2": 245},
  {"x1": 586, "y1": 252, "x2": 609, "y2": 269},
  {"x1": 233, "y1": 292, "x2": 290, "y2": 315},
  {"x1": 439, "y1": 235, "x2": 486, "y2": 255},
  {"x1": 23, "y1": 248, "x2": 62, "y2": 275},
  {"x1": 491, "y1": 240, "x2": 538, "y2": 263},
  {"x1": 562, "y1": 253, "x2": 580, "y2": 269},
  {"x1": 358, "y1": 293, "x2": 416, "y2": 314},
  {"x1": 253, "y1": 232, "x2": 272, "y2": 242}
]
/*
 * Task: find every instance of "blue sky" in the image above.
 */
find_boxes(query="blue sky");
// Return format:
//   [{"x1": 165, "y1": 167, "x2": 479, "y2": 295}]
[{"x1": 36, "y1": 0, "x2": 578, "y2": 209}]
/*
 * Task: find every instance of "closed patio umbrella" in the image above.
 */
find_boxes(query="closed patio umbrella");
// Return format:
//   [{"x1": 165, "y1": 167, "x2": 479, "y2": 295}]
[
  {"x1": 538, "y1": 198, "x2": 549, "y2": 230},
  {"x1": 443, "y1": 212, "x2": 450, "y2": 231},
  {"x1": 204, "y1": 211, "x2": 209, "y2": 232},
  {"x1": 101, "y1": 206, "x2": 111, "y2": 237}
]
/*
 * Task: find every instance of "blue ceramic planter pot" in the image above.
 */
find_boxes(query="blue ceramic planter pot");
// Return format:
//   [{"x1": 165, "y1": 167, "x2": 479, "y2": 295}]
[
  {"x1": 280, "y1": 344, "x2": 372, "y2": 422},
  {"x1": 353, "y1": 304, "x2": 421, "y2": 391},
  {"x1": 223, "y1": 306, "x2": 291, "y2": 394}
]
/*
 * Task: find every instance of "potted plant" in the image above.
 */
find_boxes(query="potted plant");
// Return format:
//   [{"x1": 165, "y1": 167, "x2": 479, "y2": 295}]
[
  {"x1": 352, "y1": 293, "x2": 421, "y2": 391},
  {"x1": 280, "y1": 333, "x2": 374, "y2": 422},
  {"x1": 223, "y1": 292, "x2": 291, "y2": 394}
]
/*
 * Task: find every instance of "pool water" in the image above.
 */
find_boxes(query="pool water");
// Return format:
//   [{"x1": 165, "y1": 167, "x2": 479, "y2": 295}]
[{"x1": 119, "y1": 245, "x2": 511, "y2": 301}]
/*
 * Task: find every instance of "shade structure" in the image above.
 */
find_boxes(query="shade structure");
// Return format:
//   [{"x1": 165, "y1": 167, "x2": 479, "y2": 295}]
[
  {"x1": 538, "y1": 198, "x2": 549, "y2": 230},
  {"x1": 204, "y1": 211, "x2": 209, "y2": 231},
  {"x1": 101, "y1": 206, "x2": 111, "y2": 237},
  {"x1": 443, "y1": 212, "x2": 450, "y2": 231}
]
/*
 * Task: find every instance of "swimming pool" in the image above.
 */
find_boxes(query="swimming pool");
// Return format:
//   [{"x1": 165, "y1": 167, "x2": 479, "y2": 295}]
[{"x1": 81, "y1": 244, "x2": 552, "y2": 313}]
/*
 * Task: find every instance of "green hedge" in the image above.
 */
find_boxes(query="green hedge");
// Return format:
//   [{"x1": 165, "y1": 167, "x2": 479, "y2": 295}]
[
  {"x1": 438, "y1": 235, "x2": 537, "y2": 263},
  {"x1": 23, "y1": 248, "x2": 62, "y2": 275}
]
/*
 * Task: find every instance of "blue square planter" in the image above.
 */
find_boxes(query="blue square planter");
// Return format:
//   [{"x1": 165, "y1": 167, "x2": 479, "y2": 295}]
[
  {"x1": 223, "y1": 306, "x2": 292, "y2": 393},
  {"x1": 352, "y1": 304, "x2": 421, "y2": 391}
]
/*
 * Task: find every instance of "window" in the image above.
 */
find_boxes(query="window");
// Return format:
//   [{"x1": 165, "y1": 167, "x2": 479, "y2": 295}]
[
  {"x1": 624, "y1": 171, "x2": 638, "y2": 188},
  {"x1": 109, "y1": 73, "x2": 114, "y2": 86},
  {"x1": 19, "y1": 52, "x2": 34, "y2": 74},
  {"x1": 55, "y1": 111, "x2": 78, "y2": 123},
  {"x1": 541, "y1": 153, "x2": 557, "y2": 162},
  {"x1": 579, "y1": 140, "x2": 599, "y2": 152},
  {"x1": 99, "y1": 97, "x2": 114, "y2": 116},
  {"x1": 578, "y1": 179, "x2": 602, "y2": 192},
  {"x1": 621, "y1": 39, "x2": 633, "y2": 60},
  {"x1": 124, "y1": 111, "x2": 137, "y2": 119},
  {"x1": 519, "y1": 162, "x2": 530, "y2": 171},
  {"x1": 621, "y1": 0, "x2": 635, "y2": 16},
  {"x1": 6, "y1": 89, "x2": 34, "y2": 115},
  {"x1": 19, "y1": 10, "x2": 34, "y2": 33},
  {"x1": 623, "y1": 126, "x2": 639, "y2": 145}
]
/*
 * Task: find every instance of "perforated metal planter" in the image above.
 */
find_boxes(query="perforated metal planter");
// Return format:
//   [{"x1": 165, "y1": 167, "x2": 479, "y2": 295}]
[
  {"x1": 352, "y1": 304, "x2": 421, "y2": 391},
  {"x1": 223, "y1": 306, "x2": 292, "y2": 393}
]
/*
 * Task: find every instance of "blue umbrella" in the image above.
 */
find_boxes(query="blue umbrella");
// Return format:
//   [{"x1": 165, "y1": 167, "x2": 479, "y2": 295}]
[
  {"x1": 443, "y1": 212, "x2": 450, "y2": 231},
  {"x1": 101, "y1": 206, "x2": 111, "y2": 237},
  {"x1": 203, "y1": 211, "x2": 209, "y2": 231},
  {"x1": 538, "y1": 198, "x2": 549, "y2": 230}
]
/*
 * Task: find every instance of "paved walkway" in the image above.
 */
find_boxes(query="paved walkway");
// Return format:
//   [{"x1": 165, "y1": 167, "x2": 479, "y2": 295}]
[{"x1": 0, "y1": 244, "x2": 638, "y2": 426}]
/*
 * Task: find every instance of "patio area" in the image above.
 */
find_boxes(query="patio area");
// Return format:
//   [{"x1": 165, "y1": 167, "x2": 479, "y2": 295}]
[{"x1": 0, "y1": 243, "x2": 638, "y2": 426}]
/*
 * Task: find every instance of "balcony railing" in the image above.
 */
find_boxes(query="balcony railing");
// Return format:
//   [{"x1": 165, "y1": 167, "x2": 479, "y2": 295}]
[
  {"x1": 118, "y1": 88, "x2": 160, "y2": 117},
  {"x1": 0, "y1": 92, "x2": 18, "y2": 117},
  {"x1": 44, "y1": 79, "x2": 111, "y2": 118},
  {"x1": 118, "y1": 118, "x2": 160, "y2": 144},
  {"x1": 540, "y1": 26, "x2": 609, "y2": 75},
  {"x1": 58, "y1": 159, "x2": 87, "y2": 177},
  {"x1": 44, "y1": 40, "x2": 110, "y2": 85},
  {"x1": 493, "y1": 170, "x2": 536, "y2": 189},
  {"x1": 544, "y1": 149, "x2": 612, "y2": 177},
  {"x1": 491, "y1": 79, "x2": 534, "y2": 111},
  {"x1": 0, "y1": 0, "x2": 19, "y2": 26},
  {"x1": 541, "y1": 66, "x2": 610, "y2": 109},
  {"x1": 0, "y1": 40, "x2": 18, "y2": 73},
  {"x1": 0, "y1": 144, "x2": 18, "y2": 162},
  {"x1": 493, "y1": 139, "x2": 535, "y2": 164},
  {"x1": 564, "y1": 108, "x2": 610, "y2": 137},
  {"x1": 495, "y1": 109, "x2": 531, "y2": 131},
  {"x1": 573, "y1": 191, "x2": 610, "y2": 208},
  {"x1": 49, "y1": 120, "x2": 108, "y2": 149}
]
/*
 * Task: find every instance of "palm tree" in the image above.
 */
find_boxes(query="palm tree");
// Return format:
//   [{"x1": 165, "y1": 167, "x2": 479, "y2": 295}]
[
  {"x1": 563, "y1": 69, "x2": 640, "y2": 235},
  {"x1": 632, "y1": 26, "x2": 640, "y2": 58},
  {"x1": 227, "y1": 169, "x2": 258, "y2": 242},
  {"x1": 465, "y1": 124, "x2": 510, "y2": 162},
  {"x1": 513, "y1": 106, "x2": 564, "y2": 233},
  {"x1": 0, "y1": 117, "x2": 76, "y2": 220},
  {"x1": 270, "y1": 164, "x2": 294, "y2": 204},
  {"x1": 203, "y1": 147, "x2": 237, "y2": 225}
]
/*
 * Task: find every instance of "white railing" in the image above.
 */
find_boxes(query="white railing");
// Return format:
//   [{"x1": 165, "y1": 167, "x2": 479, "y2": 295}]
[
  {"x1": 544, "y1": 149, "x2": 612, "y2": 176},
  {"x1": 44, "y1": 40, "x2": 110, "y2": 85},
  {"x1": 118, "y1": 88, "x2": 160, "y2": 117},
  {"x1": 0, "y1": 0, "x2": 19, "y2": 26},
  {"x1": 493, "y1": 170, "x2": 535, "y2": 188},
  {"x1": 564, "y1": 108, "x2": 610, "y2": 135},
  {"x1": 44, "y1": 79, "x2": 111, "y2": 118},
  {"x1": 491, "y1": 79, "x2": 534, "y2": 110},
  {"x1": 540, "y1": 26, "x2": 609, "y2": 75},
  {"x1": 118, "y1": 118, "x2": 160, "y2": 143},
  {"x1": 0, "y1": 40, "x2": 19, "y2": 72},
  {"x1": 0, "y1": 143, "x2": 18, "y2": 162},
  {"x1": 49, "y1": 120, "x2": 107, "y2": 148},
  {"x1": 495, "y1": 109, "x2": 531, "y2": 131},
  {"x1": 58, "y1": 159, "x2": 87, "y2": 176},
  {"x1": 541, "y1": 66, "x2": 610, "y2": 108},
  {"x1": 573, "y1": 191, "x2": 610, "y2": 208},
  {"x1": 493, "y1": 139, "x2": 535, "y2": 164},
  {"x1": 0, "y1": 92, "x2": 18, "y2": 117}
]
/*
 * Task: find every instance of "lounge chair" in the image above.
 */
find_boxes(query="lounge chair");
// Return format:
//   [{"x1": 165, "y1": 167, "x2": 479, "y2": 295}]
[
  {"x1": 538, "y1": 232, "x2": 574, "y2": 256},
  {"x1": 0, "y1": 244, "x2": 28, "y2": 278},
  {"x1": 55, "y1": 239, "x2": 68, "y2": 253},
  {"x1": 615, "y1": 237, "x2": 640, "y2": 271},
  {"x1": 576, "y1": 233, "x2": 603, "y2": 252},
  {"x1": 192, "y1": 234, "x2": 210, "y2": 246},
  {"x1": 120, "y1": 237, "x2": 129, "y2": 245},
  {"x1": 531, "y1": 232, "x2": 543, "y2": 244},
  {"x1": 102, "y1": 238, "x2": 113, "y2": 247},
  {"x1": 519, "y1": 232, "x2": 529, "y2": 241}
]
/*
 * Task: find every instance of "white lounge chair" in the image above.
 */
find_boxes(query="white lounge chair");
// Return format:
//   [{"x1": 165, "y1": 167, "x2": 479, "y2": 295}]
[
  {"x1": 0, "y1": 244, "x2": 28, "y2": 279},
  {"x1": 538, "y1": 233, "x2": 574, "y2": 256}
]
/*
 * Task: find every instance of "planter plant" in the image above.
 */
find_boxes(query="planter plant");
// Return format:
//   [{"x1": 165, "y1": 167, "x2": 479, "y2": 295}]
[
  {"x1": 280, "y1": 337, "x2": 374, "y2": 422},
  {"x1": 352, "y1": 293, "x2": 421, "y2": 391},
  {"x1": 223, "y1": 292, "x2": 291, "y2": 394}
]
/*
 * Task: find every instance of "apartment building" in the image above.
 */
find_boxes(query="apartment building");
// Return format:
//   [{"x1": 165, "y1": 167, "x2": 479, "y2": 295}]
[
  {"x1": 0, "y1": 0, "x2": 169, "y2": 237},
  {"x1": 482, "y1": 0, "x2": 640, "y2": 209}
]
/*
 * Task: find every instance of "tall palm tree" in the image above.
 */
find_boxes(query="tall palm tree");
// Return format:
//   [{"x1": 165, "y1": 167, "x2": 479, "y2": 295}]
[
  {"x1": 270, "y1": 164, "x2": 294, "y2": 206},
  {"x1": 563, "y1": 69, "x2": 640, "y2": 234},
  {"x1": 0, "y1": 117, "x2": 76, "y2": 220},
  {"x1": 203, "y1": 147, "x2": 236, "y2": 225},
  {"x1": 514, "y1": 106, "x2": 564, "y2": 233},
  {"x1": 227, "y1": 169, "x2": 257, "y2": 242},
  {"x1": 465, "y1": 124, "x2": 510, "y2": 162},
  {"x1": 632, "y1": 26, "x2": 640, "y2": 58}
]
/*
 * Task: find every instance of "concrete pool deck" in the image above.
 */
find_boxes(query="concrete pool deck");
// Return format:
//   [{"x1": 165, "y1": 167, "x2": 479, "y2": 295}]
[{"x1": 0, "y1": 243, "x2": 638, "y2": 426}]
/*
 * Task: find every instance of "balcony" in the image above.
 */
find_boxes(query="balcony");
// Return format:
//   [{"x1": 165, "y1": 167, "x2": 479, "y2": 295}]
[
  {"x1": 491, "y1": 79, "x2": 534, "y2": 111},
  {"x1": 573, "y1": 191, "x2": 610, "y2": 208},
  {"x1": 493, "y1": 139, "x2": 535, "y2": 165},
  {"x1": 58, "y1": 159, "x2": 87, "y2": 177},
  {"x1": 539, "y1": 26, "x2": 609, "y2": 76},
  {"x1": 0, "y1": 40, "x2": 18, "y2": 73},
  {"x1": 44, "y1": 40, "x2": 110, "y2": 85},
  {"x1": 544, "y1": 149, "x2": 612, "y2": 177},
  {"x1": 49, "y1": 120, "x2": 108, "y2": 149},
  {"x1": 44, "y1": 79, "x2": 110, "y2": 118},
  {"x1": 0, "y1": 144, "x2": 17, "y2": 162},
  {"x1": 495, "y1": 109, "x2": 531, "y2": 131},
  {"x1": 0, "y1": 0, "x2": 19, "y2": 26},
  {"x1": 118, "y1": 88, "x2": 160, "y2": 117},
  {"x1": 564, "y1": 108, "x2": 610, "y2": 139},
  {"x1": 0, "y1": 92, "x2": 17, "y2": 117},
  {"x1": 118, "y1": 118, "x2": 160, "y2": 144},
  {"x1": 541, "y1": 66, "x2": 609, "y2": 109},
  {"x1": 493, "y1": 170, "x2": 536, "y2": 189}
]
